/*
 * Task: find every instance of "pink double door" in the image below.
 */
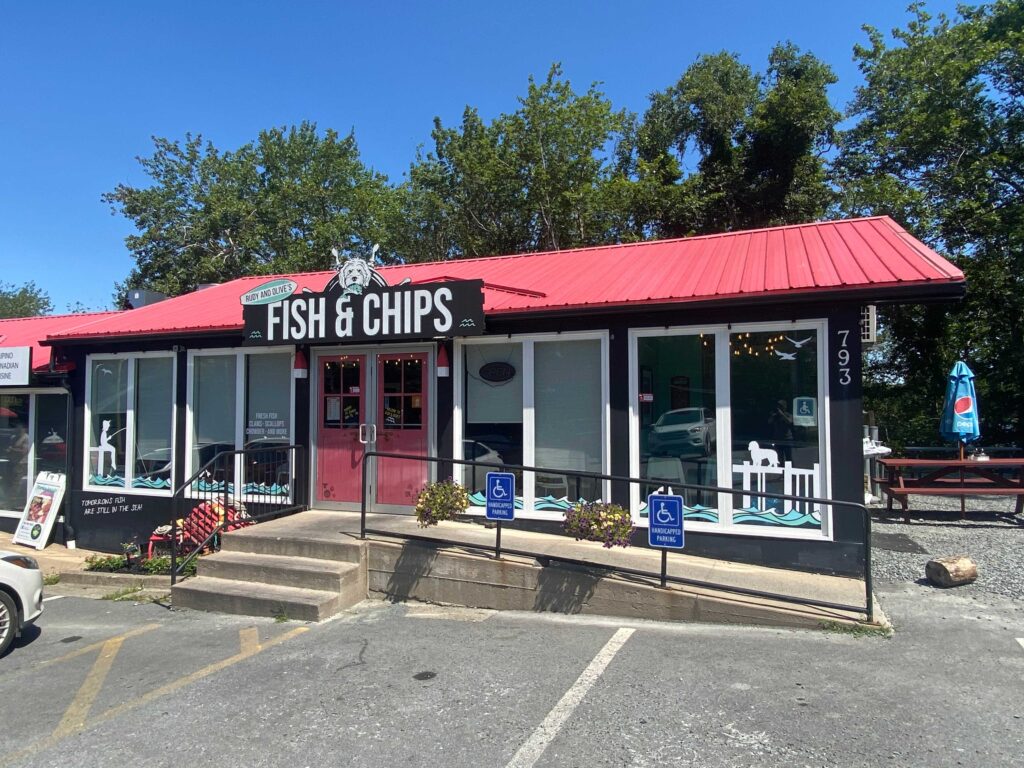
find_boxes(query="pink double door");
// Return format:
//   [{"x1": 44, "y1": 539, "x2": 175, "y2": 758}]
[{"x1": 315, "y1": 350, "x2": 430, "y2": 510}]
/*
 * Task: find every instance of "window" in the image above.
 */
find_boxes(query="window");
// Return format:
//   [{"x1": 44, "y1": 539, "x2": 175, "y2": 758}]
[
  {"x1": 187, "y1": 349, "x2": 294, "y2": 497},
  {"x1": 463, "y1": 342, "x2": 524, "y2": 505},
  {"x1": 636, "y1": 334, "x2": 718, "y2": 524},
  {"x1": 534, "y1": 339, "x2": 603, "y2": 508},
  {"x1": 630, "y1": 322, "x2": 828, "y2": 539},
  {"x1": 729, "y1": 329, "x2": 823, "y2": 531},
  {"x1": 457, "y1": 333, "x2": 608, "y2": 518},
  {"x1": 0, "y1": 392, "x2": 70, "y2": 515},
  {"x1": 85, "y1": 355, "x2": 175, "y2": 493}
]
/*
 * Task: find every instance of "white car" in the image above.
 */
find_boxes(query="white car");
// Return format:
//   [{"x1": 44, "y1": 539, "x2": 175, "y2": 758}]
[{"x1": 0, "y1": 550, "x2": 44, "y2": 658}]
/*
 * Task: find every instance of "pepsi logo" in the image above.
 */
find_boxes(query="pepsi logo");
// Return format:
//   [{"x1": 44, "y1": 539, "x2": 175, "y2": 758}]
[{"x1": 954, "y1": 396, "x2": 974, "y2": 415}]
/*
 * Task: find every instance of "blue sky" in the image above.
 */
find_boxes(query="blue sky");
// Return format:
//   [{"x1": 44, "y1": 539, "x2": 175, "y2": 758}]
[{"x1": 1, "y1": 0, "x2": 963, "y2": 312}]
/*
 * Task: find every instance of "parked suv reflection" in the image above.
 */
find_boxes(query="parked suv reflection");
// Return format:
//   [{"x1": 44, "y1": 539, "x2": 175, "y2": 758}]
[{"x1": 647, "y1": 407, "x2": 716, "y2": 457}]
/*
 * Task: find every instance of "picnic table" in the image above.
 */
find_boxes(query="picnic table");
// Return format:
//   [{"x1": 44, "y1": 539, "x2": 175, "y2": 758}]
[{"x1": 878, "y1": 457, "x2": 1024, "y2": 522}]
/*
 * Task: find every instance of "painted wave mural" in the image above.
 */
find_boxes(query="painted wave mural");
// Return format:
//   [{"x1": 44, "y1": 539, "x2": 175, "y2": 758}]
[
  {"x1": 638, "y1": 502, "x2": 719, "y2": 524},
  {"x1": 468, "y1": 491, "x2": 525, "y2": 510},
  {"x1": 132, "y1": 477, "x2": 172, "y2": 489},
  {"x1": 193, "y1": 479, "x2": 289, "y2": 497},
  {"x1": 89, "y1": 474, "x2": 125, "y2": 487},
  {"x1": 733, "y1": 506, "x2": 821, "y2": 528}
]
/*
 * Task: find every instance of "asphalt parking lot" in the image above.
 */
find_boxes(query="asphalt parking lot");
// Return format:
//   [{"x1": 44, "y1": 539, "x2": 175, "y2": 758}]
[{"x1": 1, "y1": 585, "x2": 1023, "y2": 768}]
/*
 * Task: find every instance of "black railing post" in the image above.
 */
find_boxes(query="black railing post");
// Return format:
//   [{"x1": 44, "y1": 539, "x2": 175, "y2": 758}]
[
  {"x1": 360, "y1": 452, "x2": 369, "y2": 539},
  {"x1": 170, "y1": 512, "x2": 178, "y2": 586},
  {"x1": 864, "y1": 507, "x2": 874, "y2": 623},
  {"x1": 575, "y1": 475, "x2": 581, "y2": 503}
]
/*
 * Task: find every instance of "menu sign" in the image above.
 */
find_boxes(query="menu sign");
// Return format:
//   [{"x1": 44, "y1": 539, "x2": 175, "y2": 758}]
[
  {"x1": 0, "y1": 346, "x2": 30, "y2": 386},
  {"x1": 13, "y1": 472, "x2": 66, "y2": 550}
]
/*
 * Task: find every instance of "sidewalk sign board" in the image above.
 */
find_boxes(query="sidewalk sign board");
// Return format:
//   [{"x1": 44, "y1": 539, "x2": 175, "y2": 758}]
[{"x1": 13, "y1": 472, "x2": 67, "y2": 550}]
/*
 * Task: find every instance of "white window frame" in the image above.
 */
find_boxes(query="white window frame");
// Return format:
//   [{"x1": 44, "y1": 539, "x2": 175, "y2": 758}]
[
  {"x1": 628, "y1": 320, "x2": 832, "y2": 542},
  {"x1": 185, "y1": 347, "x2": 296, "y2": 501},
  {"x1": 454, "y1": 331, "x2": 610, "y2": 521},
  {"x1": 0, "y1": 388, "x2": 69, "y2": 518},
  {"x1": 83, "y1": 352, "x2": 177, "y2": 496}
]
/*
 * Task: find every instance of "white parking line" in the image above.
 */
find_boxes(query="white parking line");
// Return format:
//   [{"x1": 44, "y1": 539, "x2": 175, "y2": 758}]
[
  {"x1": 43, "y1": 595, "x2": 64, "y2": 602},
  {"x1": 1017, "y1": 638, "x2": 1024, "y2": 652},
  {"x1": 506, "y1": 627, "x2": 635, "y2": 768}
]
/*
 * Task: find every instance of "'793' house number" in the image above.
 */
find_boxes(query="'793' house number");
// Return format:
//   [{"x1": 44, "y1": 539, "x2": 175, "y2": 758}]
[{"x1": 836, "y1": 330, "x2": 851, "y2": 386}]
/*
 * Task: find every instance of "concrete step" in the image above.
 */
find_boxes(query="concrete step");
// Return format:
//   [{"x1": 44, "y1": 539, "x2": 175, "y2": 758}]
[
  {"x1": 222, "y1": 529, "x2": 365, "y2": 564},
  {"x1": 198, "y1": 550, "x2": 364, "y2": 593},
  {"x1": 172, "y1": 576, "x2": 357, "y2": 622}
]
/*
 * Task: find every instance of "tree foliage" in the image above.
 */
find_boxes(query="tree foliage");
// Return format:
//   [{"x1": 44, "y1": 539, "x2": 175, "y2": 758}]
[
  {"x1": 625, "y1": 43, "x2": 839, "y2": 238},
  {"x1": 395, "y1": 65, "x2": 629, "y2": 261},
  {"x1": 104, "y1": 123, "x2": 395, "y2": 297},
  {"x1": 836, "y1": 1, "x2": 1024, "y2": 446},
  {"x1": 0, "y1": 281, "x2": 52, "y2": 319}
]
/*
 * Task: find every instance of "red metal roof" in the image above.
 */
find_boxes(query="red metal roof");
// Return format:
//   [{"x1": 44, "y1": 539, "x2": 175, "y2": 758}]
[
  {"x1": 45, "y1": 216, "x2": 963, "y2": 343},
  {"x1": 0, "y1": 311, "x2": 123, "y2": 371}
]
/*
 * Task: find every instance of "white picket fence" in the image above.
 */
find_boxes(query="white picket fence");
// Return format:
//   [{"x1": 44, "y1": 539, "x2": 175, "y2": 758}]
[{"x1": 732, "y1": 460, "x2": 821, "y2": 514}]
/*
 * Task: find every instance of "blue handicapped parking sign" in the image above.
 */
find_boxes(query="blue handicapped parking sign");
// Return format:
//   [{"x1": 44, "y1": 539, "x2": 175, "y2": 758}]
[
  {"x1": 485, "y1": 472, "x2": 516, "y2": 521},
  {"x1": 647, "y1": 493, "x2": 684, "y2": 549}
]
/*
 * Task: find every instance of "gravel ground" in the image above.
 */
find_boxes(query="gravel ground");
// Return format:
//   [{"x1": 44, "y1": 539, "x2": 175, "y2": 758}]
[{"x1": 870, "y1": 494, "x2": 1024, "y2": 600}]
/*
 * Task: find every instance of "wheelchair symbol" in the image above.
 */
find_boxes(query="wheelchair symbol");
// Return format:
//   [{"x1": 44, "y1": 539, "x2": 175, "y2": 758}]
[
  {"x1": 491, "y1": 479, "x2": 509, "y2": 499},
  {"x1": 654, "y1": 501, "x2": 676, "y2": 525}
]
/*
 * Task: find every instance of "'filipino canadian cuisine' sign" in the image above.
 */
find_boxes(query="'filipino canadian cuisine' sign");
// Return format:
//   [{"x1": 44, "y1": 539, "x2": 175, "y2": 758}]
[{"x1": 242, "y1": 253, "x2": 485, "y2": 346}]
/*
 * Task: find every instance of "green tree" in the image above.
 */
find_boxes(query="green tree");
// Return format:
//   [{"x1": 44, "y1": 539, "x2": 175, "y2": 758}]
[
  {"x1": 0, "y1": 281, "x2": 52, "y2": 318},
  {"x1": 629, "y1": 44, "x2": 839, "y2": 238},
  {"x1": 836, "y1": 1, "x2": 1024, "y2": 446},
  {"x1": 105, "y1": 122, "x2": 396, "y2": 297},
  {"x1": 396, "y1": 65, "x2": 630, "y2": 260}
]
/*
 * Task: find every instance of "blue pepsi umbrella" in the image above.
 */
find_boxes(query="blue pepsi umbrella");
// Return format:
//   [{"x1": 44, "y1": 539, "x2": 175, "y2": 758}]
[{"x1": 939, "y1": 361, "x2": 981, "y2": 451}]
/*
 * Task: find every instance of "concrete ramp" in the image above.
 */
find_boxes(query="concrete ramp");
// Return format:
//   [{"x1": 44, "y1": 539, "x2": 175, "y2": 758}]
[{"x1": 171, "y1": 511, "x2": 879, "y2": 629}]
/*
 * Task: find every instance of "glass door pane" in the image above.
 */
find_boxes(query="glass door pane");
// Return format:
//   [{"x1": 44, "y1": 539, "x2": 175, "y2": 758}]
[
  {"x1": 376, "y1": 353, "x2": 429, "y2": 507},
  {"x1": 316, "y1": 355, "x2": 366, "y2": 504}
]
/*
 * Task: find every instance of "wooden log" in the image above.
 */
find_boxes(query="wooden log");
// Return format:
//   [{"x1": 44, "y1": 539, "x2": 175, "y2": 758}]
[{"x1": 925, "y1": 555, "x2": 978, "y2": 588}]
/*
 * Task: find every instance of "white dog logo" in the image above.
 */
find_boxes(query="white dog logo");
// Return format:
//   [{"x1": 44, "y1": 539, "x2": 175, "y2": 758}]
[
  {"x1": 327, "y1": 246, "x2": 389, "y2": 295},
  {"x1": 748, "y1": 441, "x2": 779, "y2": 467}
]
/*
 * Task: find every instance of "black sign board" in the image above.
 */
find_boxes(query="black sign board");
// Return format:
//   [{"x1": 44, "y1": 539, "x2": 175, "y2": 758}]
[{"x1": 241, "y1": 261, "x2": 486, "y2": 346}]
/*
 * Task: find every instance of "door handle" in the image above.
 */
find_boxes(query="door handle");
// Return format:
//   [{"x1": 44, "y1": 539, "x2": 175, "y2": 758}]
[
  {"x1": 358, "y1": 424, "x2": 368, "y2": 444},
  {"x1": 369, "y1": 424, "x2": 377, "y2": 444}
]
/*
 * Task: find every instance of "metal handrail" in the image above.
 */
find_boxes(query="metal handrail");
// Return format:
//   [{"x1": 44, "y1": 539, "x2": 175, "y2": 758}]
[
  {"x1": 169, "y1": 445, "x2": 306, "y2": 584},
  {"x1": 360, "y1": 450, "x2": 873, "y2": 622}
]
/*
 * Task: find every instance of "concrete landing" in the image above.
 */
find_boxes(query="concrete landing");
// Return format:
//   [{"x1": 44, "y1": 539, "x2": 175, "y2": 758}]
[{"x1": 194, "y1": 510, "x2": 879, "y2": 630}]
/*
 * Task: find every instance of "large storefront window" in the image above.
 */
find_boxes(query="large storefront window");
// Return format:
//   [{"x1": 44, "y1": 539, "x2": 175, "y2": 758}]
[
  {"x1": 534, "y1": 339, "x2": 603, "y2": 510},
  {"x1": 1, "y1": 394, "x2": 31, "y2": 511},
  {"x1": 87, "y1": 355, "x2": 175, "y2": 493},
  {"x1": 463, "y1": 343, "x2": 524, "y2": 509},
  {"x1": 631, "y1": 323, "x2": 827, "y2": 537},
  {"x1": 729, "y1": 329, "x2": 822, "y2": 530},
  {"x1": 244, "y1": 352, "x2": 293, "y2": 495},
  {"x1": 1, "y1": 392, "x2": 70, "y2": 515},
  {"x1": 636, "y1": 334, "x2": 718, "y2": 523},
  {"x1": 459, "y1": 334, "x2": 608, "y2": 517},
  {"x1": 87, "y1": 358, "x2": 128, "y2": 488},
  {"x1": 188, "y1": 350, "x2": 294, "y2": 497},
  {"x1": 134, "y1": 357, "x2": 174, "y2": 489}
]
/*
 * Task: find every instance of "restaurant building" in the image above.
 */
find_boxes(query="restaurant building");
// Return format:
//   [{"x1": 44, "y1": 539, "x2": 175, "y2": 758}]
[{"x1": 0, "y1": 216, "x2": 964, "y2": 576}]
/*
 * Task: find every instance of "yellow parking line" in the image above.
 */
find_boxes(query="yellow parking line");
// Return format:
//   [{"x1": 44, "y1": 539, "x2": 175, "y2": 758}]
[
  {"x1": 35, "y1": 623, "x2": 161, "y2": 671},
  {"x1": 52, "y1": 636, "x2": 124, "y2": 738},
  {"x1": 239, "y1": 626, "x2": 261, "y2": 654},
  {"x1": 92, "y1": 625, "x2": 308, "y2": 724},
  {"x1": 0, "y1": 625, "x2": 308, "y2": 768}
]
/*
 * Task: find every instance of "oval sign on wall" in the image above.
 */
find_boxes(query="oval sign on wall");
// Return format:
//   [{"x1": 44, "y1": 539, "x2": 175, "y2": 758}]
[{"x1": 479, "y1": 361, "x2": 516, "y2": 383}]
